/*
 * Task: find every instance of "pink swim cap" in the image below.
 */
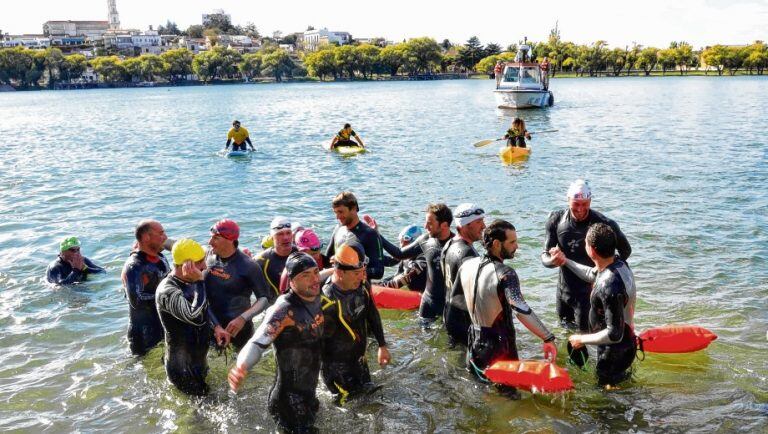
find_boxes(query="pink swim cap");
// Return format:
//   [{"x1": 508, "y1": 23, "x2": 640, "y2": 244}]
[{"x1": 295, "y1": 229, "x2": 321, "y2": 251}]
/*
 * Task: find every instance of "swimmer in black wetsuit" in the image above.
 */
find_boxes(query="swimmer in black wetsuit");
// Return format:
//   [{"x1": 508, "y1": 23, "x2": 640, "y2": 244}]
[
  {"x1": 122, "y1": 220, "x2": 170, "y2": 356},
  {"x1": 229, "y1": 252, "x2": 325, "y2": 434},
  {"x1": 330, "y1": 123, "x2": 365, "y2": 149},
  {"x1": 205, "y1": 219, "x2": 270, "y2": 351},
  {"x1": 155, "y1": 238, "x2": 212, "y2": 396},
  {"x1": 320, "y1": 242, "x2": 390, "y2": 402},
  {"x1": 325, "y1": 192, "x2": 399, "y2": 281},
  {"x1": 255, "y1": 216, "x2": 297, "y2": 303},
  {"x1": 456, "y1": 220, "x2": 556, "y2": 396},
  {"x1": 541, "y1": 180, "x2": 631, "y2": 364},
  {"x1": 442, "y1": 203, "x2": 486, "y2": 346},
  {"x1": 380, "y1": 225, "x2": 427, "y2": 292},
  {"x1": 566, "y1": 223, "x2": 637, "y2": 386},
  {"x1": 46, "y1": 236, "x2": 105, "y2": 285},
  {"x1": 381, "y1": 203, "x2": 454, "y2": 323}
]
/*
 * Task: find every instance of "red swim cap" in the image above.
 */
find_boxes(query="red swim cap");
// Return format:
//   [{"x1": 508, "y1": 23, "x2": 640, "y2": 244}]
[{"x1": 211, "y1": 219, "x2": 240, "y2": 241}]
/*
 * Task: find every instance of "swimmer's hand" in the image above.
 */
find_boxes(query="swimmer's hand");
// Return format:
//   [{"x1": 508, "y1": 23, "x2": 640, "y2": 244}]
[
  {"x1": 214, "y1": 325, "x2": 232, "y2": 347},
  {"x1": 226, "y1": 317, "x2": 246, "y2": 337},
  {"x1": 181, "y1": 260, "x2": 204, "y2": 282},
  {"x1": 228, "y1": 365, "x2": 247, "y2": 392},
  {"x1": 543, "y1": 340, "x2": 557, "y2": 362},
  {"x1": 548, "y1": 247, "x2": 566, "y2": 267},
  {"x1": 378, "y1": 345, "x2": 391, "y2": 367},
  {"x1": 568, "y1": 334, "x2": 585, "y2": 350}
]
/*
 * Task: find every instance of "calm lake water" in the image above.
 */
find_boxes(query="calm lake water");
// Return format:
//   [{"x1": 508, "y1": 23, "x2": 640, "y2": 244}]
[{"x1": 1, "y1": 76, "x2": 766, "y2": 433}]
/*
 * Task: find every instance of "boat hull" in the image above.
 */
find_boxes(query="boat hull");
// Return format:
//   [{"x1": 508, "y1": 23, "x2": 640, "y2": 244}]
[{"x1": 494, "y1": 89, "x2": 552, "y2": 109}]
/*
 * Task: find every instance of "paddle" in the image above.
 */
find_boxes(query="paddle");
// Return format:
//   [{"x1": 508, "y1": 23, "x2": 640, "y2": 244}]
[{"x1": 472, "y1": 129, "x2": 559, "y2": 148}]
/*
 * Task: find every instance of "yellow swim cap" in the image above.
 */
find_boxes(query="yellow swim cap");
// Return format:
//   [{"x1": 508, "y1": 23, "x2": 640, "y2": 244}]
[
  {"x1": 172, "y1": 238, "x2": 206, "y2": 265},
  {"x1": 261, "y1": 234, "x2": 274, "y2": 249}
]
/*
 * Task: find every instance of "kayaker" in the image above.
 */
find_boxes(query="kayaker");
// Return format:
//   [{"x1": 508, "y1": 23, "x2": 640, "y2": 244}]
[{"x1": 503, "y1": 118, "x2": 531, "y2": 148}]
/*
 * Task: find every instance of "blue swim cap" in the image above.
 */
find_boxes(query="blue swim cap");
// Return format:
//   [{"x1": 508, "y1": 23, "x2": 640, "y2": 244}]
[{"x1": 399, "y1": 225, "x2": 424, "y2": 243}]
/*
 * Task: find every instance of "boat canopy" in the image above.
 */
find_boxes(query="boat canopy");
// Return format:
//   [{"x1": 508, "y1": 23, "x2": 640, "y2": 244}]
[{"x1": 500, "y1": 63, "x2": 544, "y2": 90}]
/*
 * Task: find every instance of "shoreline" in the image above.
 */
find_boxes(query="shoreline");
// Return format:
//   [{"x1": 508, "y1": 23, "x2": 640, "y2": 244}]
[{"x1": 2, "y1": 70, "x2": 764, "y2": 92}]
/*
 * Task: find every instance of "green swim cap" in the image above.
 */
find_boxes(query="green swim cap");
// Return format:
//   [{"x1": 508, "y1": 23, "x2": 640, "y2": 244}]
[{"x1": 60, "y1": 236, "x2": 81, "y2": 252}]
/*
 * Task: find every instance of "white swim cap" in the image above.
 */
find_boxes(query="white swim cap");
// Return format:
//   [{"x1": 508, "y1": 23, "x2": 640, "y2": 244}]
[
  {"x1": 567, "y1": 179, "x2": 592, "y2": 200},
  {"x1": 454, "y1": 203, "x2": 485, "y2": 227}
]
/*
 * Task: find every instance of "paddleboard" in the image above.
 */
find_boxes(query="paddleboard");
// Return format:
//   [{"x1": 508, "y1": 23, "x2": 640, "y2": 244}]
[
  {"x1": 499, "y1": 146, "x2": 531, "y2": 165},
  {"x1": 335, "y1": 145, "x2": 366, "y2": 156},
  {"x1": 227, "y1": 150, "x2": 250, "y2": 158}
]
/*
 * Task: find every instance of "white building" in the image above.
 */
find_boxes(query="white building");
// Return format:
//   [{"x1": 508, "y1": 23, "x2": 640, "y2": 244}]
[
  {"x1": 1, "y1": 35, "x2": 51, "y2": 48},
  {"x1": 132, "y1": 28, "x2": 162, "y2": 53},
  {"x1": 43, "y1": 20, "x2": 110, "y2": 38},
  {"x1": 303, "y1": 28, "x2": 351, "y2": 51}
]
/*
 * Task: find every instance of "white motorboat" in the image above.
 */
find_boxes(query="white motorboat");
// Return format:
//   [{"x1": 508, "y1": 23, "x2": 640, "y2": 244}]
[{"x1": 493, "y1": 44, "x2": 553, "y2": 109}]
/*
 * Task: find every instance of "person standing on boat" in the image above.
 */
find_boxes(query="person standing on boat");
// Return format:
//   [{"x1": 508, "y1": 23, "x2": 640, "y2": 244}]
[
  {"x1": 540, "y1": 57, "x2": 551, "y2": 90},
  {"x1": 541, "y1": 179, "x2": 632, "y2": 365},
  {"x1": 225, "y1": 120, "x2": 255, "y2": 152},
  {"x1": 457, "y1": 219, "x2": 556, "y2": 396},
  {"x1": 565, "y1": 223, "x2": 637, "y2": 386},
  {"x1": 494, "y1": 60, "x2": 504, "y2": 89},
  {"x1": 330, "y1": 123, "x2": 365, "y2": 149},
  {"x1": 504, "y1": 118, "x2": 531, "y2": 148}
]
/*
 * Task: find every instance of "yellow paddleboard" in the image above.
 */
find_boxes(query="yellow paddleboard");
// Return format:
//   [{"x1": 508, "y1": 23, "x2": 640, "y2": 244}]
[
  {"x1": 499, "y1": 146, "x2": 531, "y2": 165},
  {"x1": 335, "y1": 145, "x2": 366, "y2": 156}
]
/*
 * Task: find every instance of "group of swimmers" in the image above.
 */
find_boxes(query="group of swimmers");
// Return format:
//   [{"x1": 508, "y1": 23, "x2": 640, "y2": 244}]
[{"x1": 46, "y1": 181, "x2": 635, "y2": 433}]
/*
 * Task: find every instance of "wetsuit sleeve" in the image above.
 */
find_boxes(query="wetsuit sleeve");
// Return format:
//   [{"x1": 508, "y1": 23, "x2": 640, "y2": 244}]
[
  {"x1": 236, "y1": 303, "x2": 287, "y2": 370},
  {"x1": 381, "y1": 255, "x2": 400, "y2": 267},
  {"x1": 325, "y1": 228, "x2": 337, "y2": 259},
  {"x1": 383, "y1": 235, "x2": 424, "y2": 260},
  {"x1": 242, "y1": 261, "x2": 270, "y2": 320},
  {"x1": 563, "y1": 258, "x2": 598, "y2": 283},
  {"x1": 47, "y1": 261, "x2": 84, "y2": 285},
  {"x1": 580, "y1": 286, "x2": 626, "y2": 345},
  {"x1": 83, "y1": 257, "x2": 105, "y2": 274},
  {"x1": 540, "y1": 211, "x2": 560, "y2": 268},
  {"x1": 157, "y1": 282, "x2": 208, "y2": 327},
  {"x1": 123, "y1": 261, "x2": 155, "y2": 307},
  {"x1": 612, "y1": 221, "x2": 632, "y2": 261},
  {"x1": 207, "y1": 306, "x2": 221, "y2": 327},
  {"x1": 365, "y1": 288, "x2": 387, "y2": 347},
  {"x1": 500, "y1": 269, "x2": 555, "y2": 342}
]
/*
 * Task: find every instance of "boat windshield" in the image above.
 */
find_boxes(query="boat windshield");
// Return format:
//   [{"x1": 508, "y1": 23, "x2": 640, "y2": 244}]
[
  {"x1": 503, "y1": 66, "x2": 519, "y2": 83},
  {"x1": 521, "y1": 67, "x2": 541, "y2": 85}
]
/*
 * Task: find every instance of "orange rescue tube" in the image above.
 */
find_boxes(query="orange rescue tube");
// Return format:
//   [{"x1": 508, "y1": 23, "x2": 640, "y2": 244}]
[
  {"x1": 370, "y1": 285, "x2": 421, "y2": 310},
  {"x1": 638, "y1": 325, "x2": 717, "y2": 353},
  {"x1": 484, "y1": 360, "x2": 574, "y2": 393}
]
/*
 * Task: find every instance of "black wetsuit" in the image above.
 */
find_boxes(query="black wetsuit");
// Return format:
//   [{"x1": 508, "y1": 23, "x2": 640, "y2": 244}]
[
  {"x1": 335, "y1": 129, "x2": 357, "y2": 147},
  {"x1": 505, "y1": 128, "x2": 528, "y2": 147},
  {"x1": 122, "y1": 251, "x2": 169, "y2": 356},
  {"x1": 237, "y1": 291, "x2": 324, "y2": 433},
  {"x1": 320, "y1": 280, "x2": 387, "y2": 398},
  {"x1": 385, "y1": 232, "x2": 454, "y2": 320},
  {"x1": 541, "y1": 209, "x2": 631, "y2": 332},
  {"x1": 565, "y1": 257, "x2": 637, "y2": 385},
  {"x1": 455, "y1": 256, "x2": 554, "y2": 380},
  {"x1": 204, "y1": 249, "x2": 269, "y2": 350},
  {"x1": 380, "y1": 255, "x2": 427, "y2": 292},
  {"x1": 155, "y1": 275, "x2": 211, "y2": 396},
  {"x1": 326, "y1": 221, "x2": 398, "y2": 281},
  {"x1": 442, "y1": 237, "x2": 479, "y2": 345},
  {"x1": 255, "y1": 247, "x2": 294, "y2": 303},
  {"x1": 46, "y1": 256, "x2": 104, "y2": 285}
]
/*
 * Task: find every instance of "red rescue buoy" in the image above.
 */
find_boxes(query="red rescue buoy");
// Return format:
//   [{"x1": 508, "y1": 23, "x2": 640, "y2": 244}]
[
  {"x1": 638, "y1": 325, "x2": 717, "y2": 353},
  {"x1": 484, "y1": 360, "x2": 574, "y2": 393},
  {"x1": 370, "y1": 285, "x2": 421, "y2": 310}
]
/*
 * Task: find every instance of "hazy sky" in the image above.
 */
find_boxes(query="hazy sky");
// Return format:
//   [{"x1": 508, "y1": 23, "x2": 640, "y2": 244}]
[{"x1": 2, "y1": 0, "x2": 766, "y2": 48}]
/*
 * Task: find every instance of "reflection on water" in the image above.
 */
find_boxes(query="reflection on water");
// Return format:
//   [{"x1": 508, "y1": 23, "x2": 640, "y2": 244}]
[{"x1": 0, "y1": 76, "x2": 766, "y2": 432}]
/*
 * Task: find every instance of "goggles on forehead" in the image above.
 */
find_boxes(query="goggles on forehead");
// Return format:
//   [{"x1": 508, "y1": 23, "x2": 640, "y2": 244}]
[
  {"x1": 271, "y1": 222, "x2": 292, "y2": 231},
  {"x1": 456, "y1": 208, "x2": 485, "y2": 219}
]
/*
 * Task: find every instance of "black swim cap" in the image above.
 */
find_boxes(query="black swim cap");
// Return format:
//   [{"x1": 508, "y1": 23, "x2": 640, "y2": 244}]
[{"x1": 286, "y1": 252, "x2": 318, "y2": 279}]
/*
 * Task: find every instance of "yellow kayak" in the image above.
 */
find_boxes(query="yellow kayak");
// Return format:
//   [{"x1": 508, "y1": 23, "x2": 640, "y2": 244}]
[{"x1": 499, "y1": 146, "x2": 531, "y2": 165}]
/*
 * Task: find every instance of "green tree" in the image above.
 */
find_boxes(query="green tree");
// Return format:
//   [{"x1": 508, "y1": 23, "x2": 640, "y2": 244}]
[
  {"x1": 404, "y1": 37, "x2": 442, "y2": 74},
  {"x1": 658, "y1": 48, "x2": 677, "y2": 75},
  {"x1": 457, "y1": 36, "x2": 484, "y2": 71},
  {"x1": 262, "y1": 49, "x2": 294, "y2": 82},
  {"x1": 304, "y1": 48, "x2": 337, "y2": 80},
  {"x1": 160, "y1": 48, "x2": 193, "y2": 81},
  {"x1": 379, "y1": 44, "x2": 406, "y2": 76},
  {"x1": 91, "y1": 56, "x2": 127, "y2": 83},
  {"x1": 475, "y1": 52, "x2": 515, "y2": 74},
  {"x1": 28, "y1": 50, "x2": 47, "y2": 88},
  {"x1": 701, "y1": 45, "x2": 729, "y2": 75},
  {"x1": 60, "y1": 54, "x2": 87, "y2": 82},
  {"x1": 122, "y1": 57, "x2": 143, "y2": 81},
  {"x1": 192, "y1": 51, "x2": 216, "y2": 82},
  {"x1": 585, "y1": 41, "x2": 608, "y2": 76},
  {"x1": 242, "y1": 22, "x2": 260, "y2": 38},
  {"x1": 636, "y1": 47, "x2": 659, "y2": 76},
  {"x1": 158, "y1": 20, "x2": 180, "y2": 35},
  {"x1": 334, "y1": 45, "x2": 360, "y2": 78},
  {"x1": 140, "y1": 54, "x2": 167, "y2": 81},
  {"x1": 239, "y1": 52, "x2": 263, "y2": 79},
  {"x1": 43, "y1": 47, "x2": 65, "y2": 89},
  {"x1": 0, "y1": 47, "x2": 34, "y2": 87},
  {"x1": 625, "y1": 44, "x2": 641, "y2": 76},
  {"x1": 673, "y1": 42, "x2": 695, "y2": 75},
  {"x1": 606, "y1": 47, "x2": 626, "y2": 76},
  {"x1": 743, "y1": 41, "x2": 767, "y2": 75},
  {"x1": 186, "y1": 25, "x2": 204, "y2": 39},
  {"x1": 484, "y1": 42, "x2": 502, "y2": 57},
  {"x1": 723, "y1": 46, "x2": 746, "y2": 76},
  {"x1": 356, "y1": 44, "x2": 381, "y2": 78}
]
